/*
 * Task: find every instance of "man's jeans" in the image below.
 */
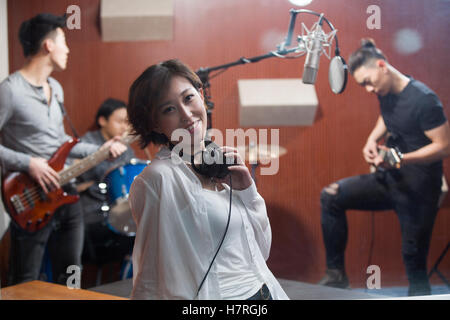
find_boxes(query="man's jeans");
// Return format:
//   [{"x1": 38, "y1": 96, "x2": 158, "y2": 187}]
[{"x1": 320, "y1": 167, "x2": 441, "y2": 296}]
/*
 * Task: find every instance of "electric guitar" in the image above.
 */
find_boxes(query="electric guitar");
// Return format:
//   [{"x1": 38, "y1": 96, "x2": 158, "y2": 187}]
[
  {"x1": 377, "y1": 146, "x2": 403, "y2": 169},
  {"x1": 370, "y1": 134, "x2": 403, "y2": 172},
  {"x1": 2, "y1": 134, "x2": 136, "y2": 232}
]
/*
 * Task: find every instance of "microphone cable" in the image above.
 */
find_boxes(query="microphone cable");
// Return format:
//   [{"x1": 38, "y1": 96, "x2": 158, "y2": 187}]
[{"x1": 195, "y1": 175, "x2": 233, "y2": 299}]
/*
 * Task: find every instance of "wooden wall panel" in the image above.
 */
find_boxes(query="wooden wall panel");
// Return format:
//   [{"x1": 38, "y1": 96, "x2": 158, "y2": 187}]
[{"x1": 3, "y1": 0, "x2": 449, "y2": 290}]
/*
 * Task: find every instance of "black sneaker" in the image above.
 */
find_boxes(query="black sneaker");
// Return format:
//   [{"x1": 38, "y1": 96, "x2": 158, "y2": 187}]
[{"x1": 318, "y1": 269, "x2": 350, "y2": 289}]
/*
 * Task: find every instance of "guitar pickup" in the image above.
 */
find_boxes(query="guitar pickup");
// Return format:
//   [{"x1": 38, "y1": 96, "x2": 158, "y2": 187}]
[
  {"x1": 10, "y1": 194, "x2": 25, "y2": 214},
  {"x1": 379, "y1": 147, "x2": 402, "y2": 169}
]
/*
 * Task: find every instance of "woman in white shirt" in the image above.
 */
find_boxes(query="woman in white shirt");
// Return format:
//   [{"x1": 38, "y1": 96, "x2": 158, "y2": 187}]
[{"x1": 126, "y1": 59, "x2": 289, "y2": 300}]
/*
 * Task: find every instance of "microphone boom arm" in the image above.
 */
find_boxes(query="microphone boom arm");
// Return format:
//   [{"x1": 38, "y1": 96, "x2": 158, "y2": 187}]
[
  {"x1": 197, "y1": 9, "x2": 345, "y2": 129},
  {"x1": 196, "y1": 46, "x2": 300, "y2": 129}
]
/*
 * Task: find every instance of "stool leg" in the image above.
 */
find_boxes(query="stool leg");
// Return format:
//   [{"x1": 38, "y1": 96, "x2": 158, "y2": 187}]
[
  {"x1": 434, "y1": 269, "x2": 450, "y2": 288},
  {"x1": 428, "y1": 242, "x2": 450, "y2": 288}
]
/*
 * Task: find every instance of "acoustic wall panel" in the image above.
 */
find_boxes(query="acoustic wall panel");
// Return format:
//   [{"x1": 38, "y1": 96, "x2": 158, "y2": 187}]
[
  {"x1": 238, "y1": 79, "x2": 318, "y2": 127},
  {"x1": 100, "y1": 0, "x2": 173, "y2": 42}
]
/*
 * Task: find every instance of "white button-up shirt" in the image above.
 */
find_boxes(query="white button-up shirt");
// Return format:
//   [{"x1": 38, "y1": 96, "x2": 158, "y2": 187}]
[{"x1": 129, "y1": 146, "x2": 289, "y2": 300}]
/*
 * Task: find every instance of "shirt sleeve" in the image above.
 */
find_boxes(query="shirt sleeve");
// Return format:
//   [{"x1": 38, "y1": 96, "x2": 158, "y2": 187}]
[
  {"x1": 69, "y1": 140, "x2": 100, "y2": 158},
  {"x1": 0, "y1": 81, "x2": 31, "y2": 172},
  {"x1": 234, "y1": 181, "x2": 272, "y2": 260},
  {"x1": 129, "y1": 175, "x2": 162, "y2": 299},
  {"x1": 417, "y1": 93, "x2": 447, "y2": 132}
]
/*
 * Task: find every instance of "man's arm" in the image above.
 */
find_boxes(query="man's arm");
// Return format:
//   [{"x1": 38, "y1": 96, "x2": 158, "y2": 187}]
[
  {"x1": 363, "y1": 115, "x2": 388, "y2": 164},
  {"x1": 367, "y1": 115, "x2": 389, "y2": 143},
  {"x1": 0, "y1": 81, "x2": 60, "y2": 192},
  {"x1": 402, "y1": 121, "x2": 450, "y2": 165},
  {"x1": 0, "y1": 81, "x2": 32, "y2": 172}
]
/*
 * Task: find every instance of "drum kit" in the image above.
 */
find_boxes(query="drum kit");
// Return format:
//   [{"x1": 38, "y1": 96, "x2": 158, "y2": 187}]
[
  {"x1": 95, "y1": 143, "x2": 286, "y2": 238},
  {"x1": 98, "y1": 158, "x2": 149, "y2": 237}
]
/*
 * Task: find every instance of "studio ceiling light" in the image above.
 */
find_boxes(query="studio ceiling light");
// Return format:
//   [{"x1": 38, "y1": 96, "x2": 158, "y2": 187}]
[{"x1": 288, "y1": 0, "x2": 313, "y2": 7}]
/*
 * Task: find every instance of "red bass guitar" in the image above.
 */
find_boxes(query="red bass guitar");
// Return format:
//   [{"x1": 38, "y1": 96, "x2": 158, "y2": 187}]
[{"x1": 2, "y1": 135, "x2": 135, "y2": 233}]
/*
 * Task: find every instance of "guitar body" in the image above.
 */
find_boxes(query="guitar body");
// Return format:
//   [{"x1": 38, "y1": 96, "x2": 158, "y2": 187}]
[{"x1": 2, "y1": 138, "x2": 80, "y2": 233}]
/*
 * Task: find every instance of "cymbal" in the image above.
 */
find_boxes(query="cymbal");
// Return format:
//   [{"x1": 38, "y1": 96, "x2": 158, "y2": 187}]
[{"x1": 237, "y1": 143, "x2": 287, "y2": 162}]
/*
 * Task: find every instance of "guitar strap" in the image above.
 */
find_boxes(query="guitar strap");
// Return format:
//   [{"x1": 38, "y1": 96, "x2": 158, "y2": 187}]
[{"x1": 55, "y1": 94, "x2": 80, "y2": 139}]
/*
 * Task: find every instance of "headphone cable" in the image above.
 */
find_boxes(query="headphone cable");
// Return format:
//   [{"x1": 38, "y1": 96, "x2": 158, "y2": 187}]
[{"x1": 195, "y1": 175, "x2": 233, "y2": 298}]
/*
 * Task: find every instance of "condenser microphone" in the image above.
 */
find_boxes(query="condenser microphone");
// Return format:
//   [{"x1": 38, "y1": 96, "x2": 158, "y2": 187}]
[
  {"x1": 302, "y1": 20, "x2": 324, "y2": 84},
  {"x1": 281, "y1": 9, "x2": 347, "y2": 92}
]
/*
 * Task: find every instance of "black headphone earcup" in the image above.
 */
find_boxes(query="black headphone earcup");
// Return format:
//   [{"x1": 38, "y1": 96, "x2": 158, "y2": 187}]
[{"x1": 192, "y1": 141, "x2": 231, "y2": 179}]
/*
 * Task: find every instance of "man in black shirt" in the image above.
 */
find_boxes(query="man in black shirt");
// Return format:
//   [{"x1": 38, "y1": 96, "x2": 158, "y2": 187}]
[{"x1": 318, "y1": 38, "x2": 450, "y2": 296}]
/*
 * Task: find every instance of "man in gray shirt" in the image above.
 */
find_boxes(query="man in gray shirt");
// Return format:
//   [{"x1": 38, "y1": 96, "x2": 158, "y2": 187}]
[{"x1": 0, "y1": 13, "x2": 126, "y2": 285}]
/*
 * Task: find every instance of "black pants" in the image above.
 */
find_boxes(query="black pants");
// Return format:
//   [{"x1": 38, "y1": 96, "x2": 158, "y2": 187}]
[
  {"x1": 8, "y1": 186, "x2": 84, "y2": 286},
  {"x1": 320, "y1": 168, "x2": 441, "y2": 296}
]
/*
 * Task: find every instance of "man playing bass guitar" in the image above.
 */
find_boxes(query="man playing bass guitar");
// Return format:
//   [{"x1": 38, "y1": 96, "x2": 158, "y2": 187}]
[{"x1": 0, "y1": 13, "x2": 126, "y2": 286}]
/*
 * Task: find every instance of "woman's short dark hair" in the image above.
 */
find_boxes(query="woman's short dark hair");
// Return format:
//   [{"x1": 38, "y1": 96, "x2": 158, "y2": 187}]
[
  {"x1": 348, "y1": 38, "x2": 387, "y2": 75},
  {"x1": 127, "y1": 59, "x2": 203, "y2": 148},
  {"x1": 95, "y1": 98, "x2": 127, "y2": 127},
  {"x1": 19, "y1": 13, "x2": 67, "y2": 57}
]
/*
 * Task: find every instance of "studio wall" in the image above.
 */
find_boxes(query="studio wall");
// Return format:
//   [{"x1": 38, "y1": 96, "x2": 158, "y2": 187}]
[{"x1": 2, "y1": 0, "x2": 449, "y2": 289}]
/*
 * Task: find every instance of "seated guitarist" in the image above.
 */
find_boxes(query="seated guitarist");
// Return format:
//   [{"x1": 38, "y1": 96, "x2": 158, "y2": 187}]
[
  {"x1": 0, "y1": 13, "x2": 126, "y2": 285},
  {"x1": 318, "y1": 38, "x2": 450, "y2": 296}
]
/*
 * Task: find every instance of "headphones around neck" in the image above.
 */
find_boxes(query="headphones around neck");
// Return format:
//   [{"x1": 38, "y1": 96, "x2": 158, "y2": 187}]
[
  {"x1": 170, "y1": 140, "x2": 235, "y2": 179},
  {"x1": 191, "y1": 141, "x2": 234, "y2": 179}
]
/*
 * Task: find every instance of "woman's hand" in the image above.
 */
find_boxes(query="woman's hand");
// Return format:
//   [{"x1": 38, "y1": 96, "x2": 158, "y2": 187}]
[{"x1": 215, "y1": 146, "x2": 252, "y2": 190}]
